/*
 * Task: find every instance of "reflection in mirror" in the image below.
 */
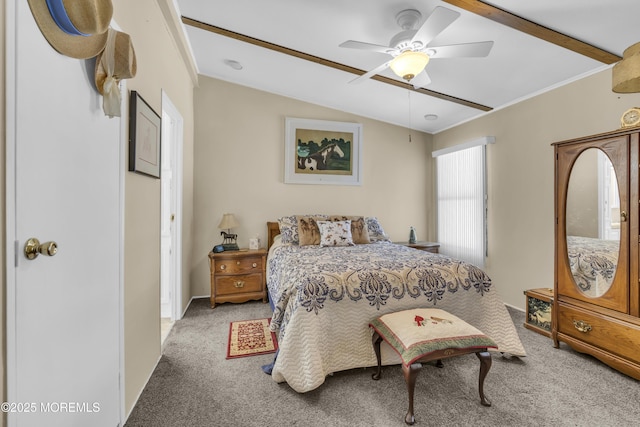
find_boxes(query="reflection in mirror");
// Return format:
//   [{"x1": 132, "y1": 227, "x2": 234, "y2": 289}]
[{"x1": 566, "y1": 148, "x2": 620, "y2": 298}]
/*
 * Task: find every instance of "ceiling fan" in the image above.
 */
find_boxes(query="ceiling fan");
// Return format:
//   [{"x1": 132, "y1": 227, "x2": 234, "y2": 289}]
[{"x1": 339, "y1": 6, "x2": 494, "y2": 89}]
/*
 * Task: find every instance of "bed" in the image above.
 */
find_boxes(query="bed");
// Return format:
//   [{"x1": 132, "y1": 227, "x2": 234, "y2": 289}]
[
  {"x1": 265, "y1": 218, "x2": 526, "y2": 393},
  {"x1": 566, "y1": 235, "x2": 618, "y2": 296}
]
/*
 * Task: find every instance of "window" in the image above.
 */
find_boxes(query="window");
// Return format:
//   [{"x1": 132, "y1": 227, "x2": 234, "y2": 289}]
[{"x1": 433, "y1": 137, "x2": 494, "y2": 267}]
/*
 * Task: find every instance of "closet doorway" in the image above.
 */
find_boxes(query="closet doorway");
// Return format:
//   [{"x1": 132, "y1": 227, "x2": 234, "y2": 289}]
[{"x1": 160, "y1": 91, "x2": 184, "y2": 343}]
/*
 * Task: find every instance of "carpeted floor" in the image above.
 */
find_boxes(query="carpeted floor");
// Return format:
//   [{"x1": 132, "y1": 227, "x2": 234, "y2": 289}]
[{"x1": 125, "y1": 298, "x2": 639, "y2": 427}]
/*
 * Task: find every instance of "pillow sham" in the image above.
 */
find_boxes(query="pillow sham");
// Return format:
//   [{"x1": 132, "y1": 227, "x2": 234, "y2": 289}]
[
  {"x1": 365, "y1": 217, "x2": 390, "y2": 242},
  {"x1": 277, "y1": 215, "x2": 299, "y2": 245},
  {"x1": 317, "y1": 220, "x2": 355, "y2": 247},
  {"x1": 329, "y1": 215, "x2": 370, "y2": 244},
  {"x1": 297, "y1": 215, "x2": 325, "y2": 246},
  {"x1": 278, "y1": 214, "x2": 329, "y2": 245}
]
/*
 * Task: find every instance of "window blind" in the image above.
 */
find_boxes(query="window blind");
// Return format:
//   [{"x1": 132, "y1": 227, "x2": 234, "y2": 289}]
[{"x1": 434, "y1": 143, "x2": 488, "y2": 267}]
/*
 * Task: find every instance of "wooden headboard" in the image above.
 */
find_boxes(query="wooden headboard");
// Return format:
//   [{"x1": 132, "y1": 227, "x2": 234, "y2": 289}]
[{"x1": 267, "y1": 222, "x2": 280, "y2": 251}]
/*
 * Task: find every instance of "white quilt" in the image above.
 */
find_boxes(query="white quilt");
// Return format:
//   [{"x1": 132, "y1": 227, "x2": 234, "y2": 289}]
[{"x1": 267, "y1": 240, "x2": 526, "y2": 392}]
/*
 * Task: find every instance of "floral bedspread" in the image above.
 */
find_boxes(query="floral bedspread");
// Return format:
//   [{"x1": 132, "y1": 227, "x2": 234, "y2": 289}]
[
  {"x1": 267, "y1": 240, "x2": 526, "y2": 392},
  {"x1": 567, "y1": 235, "x2": 619, "y2": 296}
]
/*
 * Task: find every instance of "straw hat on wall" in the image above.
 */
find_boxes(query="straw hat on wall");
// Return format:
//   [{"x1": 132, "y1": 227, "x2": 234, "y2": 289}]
[
  {"x1": 95, "y1": 29, "x2": 137, "y2": 117},
  {"x1": 27, "y1": 0, "x2": 113, "y2": 59}
]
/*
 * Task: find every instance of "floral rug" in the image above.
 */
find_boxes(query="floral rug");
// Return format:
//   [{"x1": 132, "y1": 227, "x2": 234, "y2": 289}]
[{"x1": 226, "y1": 318, "x2": 278, "y2": 359}]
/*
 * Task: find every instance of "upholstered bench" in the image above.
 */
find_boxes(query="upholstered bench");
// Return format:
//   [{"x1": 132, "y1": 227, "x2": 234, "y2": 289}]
[{"x1": 369, "y1": 308, "x2": 498, "y2": 425}]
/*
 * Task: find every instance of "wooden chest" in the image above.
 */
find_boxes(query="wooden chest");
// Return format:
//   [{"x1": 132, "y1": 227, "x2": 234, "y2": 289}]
[{"x1": 524, "y1": 288, "x2": 554, "y2": 337}]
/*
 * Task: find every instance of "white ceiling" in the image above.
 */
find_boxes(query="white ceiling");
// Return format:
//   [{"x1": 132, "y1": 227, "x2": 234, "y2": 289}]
[{"x1": 174, "y1": 0, "x2": 640, "y2": 134}]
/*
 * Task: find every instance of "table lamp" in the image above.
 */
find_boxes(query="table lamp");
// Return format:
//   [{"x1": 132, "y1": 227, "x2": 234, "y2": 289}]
[{"x1": 218, "y1": 213, "x2": 240, "y2": 251}]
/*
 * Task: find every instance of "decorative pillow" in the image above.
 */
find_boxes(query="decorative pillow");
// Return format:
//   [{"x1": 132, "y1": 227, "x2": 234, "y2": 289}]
[
  {"x1": 329, "y1": 215, "x2": 370, "y2": 244},
  {"x1": 297, "y1": 215, "x2": 325, "y2": 246},
  {"x1": 278, "y1": 214, "x2": 329, "y2": 245},
  {"x1": 365, "y1": 217, "x2": 390, "y2": 242},
  {"x1": 317, "y1": 220, "x2": 355, "y2": 247},
  {"x1": 277, "y1": 215, "x2": 299, "y2": 245}
]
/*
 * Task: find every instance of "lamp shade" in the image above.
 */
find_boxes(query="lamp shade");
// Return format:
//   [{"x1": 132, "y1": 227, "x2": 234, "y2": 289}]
[
  {"x1": 613, "y1": 42, "x2": 640, "y2": 93},
  {"x1": 390, "y1": 51, "x2": 430, "y2": 81},
  {"x1": 218, "y1": 213, "x2": 239, "y2": 230}
]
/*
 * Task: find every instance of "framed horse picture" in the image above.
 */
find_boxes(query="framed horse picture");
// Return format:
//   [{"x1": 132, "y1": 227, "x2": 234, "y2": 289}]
[{"x1": 284, "y1": 117, "x2": 363, "y2": 185}]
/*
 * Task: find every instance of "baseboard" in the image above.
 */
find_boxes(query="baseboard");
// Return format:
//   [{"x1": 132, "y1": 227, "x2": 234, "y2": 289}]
[
  {"x1": 123, "y1": 350, "x2": 163, "y2": 425},
  {"x1": 124, "y1": 296, "x2": 198, "y2": 423},
  {"x1": 505, "y1": 302, "x2": 525, "y2": 313},
  {"x1": 182, "y1": 295, "x2": 201, "y2": 318}
]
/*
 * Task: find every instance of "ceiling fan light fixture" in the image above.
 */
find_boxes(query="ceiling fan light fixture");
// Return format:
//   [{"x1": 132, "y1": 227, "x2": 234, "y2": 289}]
[
  {"x1": 613, "y1": 42, "x2": 640, "y2": 93},
  {"x1": 390, "y1": 50, "x2": 430, "y2": 81}
]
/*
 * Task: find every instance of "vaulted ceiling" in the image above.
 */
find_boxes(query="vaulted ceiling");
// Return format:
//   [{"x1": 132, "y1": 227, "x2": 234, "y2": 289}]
[{"x1": 175, "y1": 0, "x2": 640, "y2": 133}]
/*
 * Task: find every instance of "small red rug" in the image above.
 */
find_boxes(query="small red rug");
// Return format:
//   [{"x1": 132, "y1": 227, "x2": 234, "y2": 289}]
[{"x1": 226, "y1": 318, "x2": 278, "y2": 359}]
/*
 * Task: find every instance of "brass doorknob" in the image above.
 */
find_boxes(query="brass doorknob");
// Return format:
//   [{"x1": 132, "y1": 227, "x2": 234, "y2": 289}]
[{"x1": 24, "y1": 238, "x2": 58, "y2": 260}]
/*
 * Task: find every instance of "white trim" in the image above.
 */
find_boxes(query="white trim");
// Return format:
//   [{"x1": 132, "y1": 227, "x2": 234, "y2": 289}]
[
  {"x1": 432, "y1": 136, "x2": 496, "y2": 158},
  {"x1": 5, "y1": 2, "x2": 18, "y2": 423},
  {"x1": 118, "y1": 78, "x2": 128, "y2": 427},
  {"x1": 505, "y1": 302, "x2": 525, "y2": 313},
  {"x1": 156, "y1": 0, "x2": 199, "y2": 85}
]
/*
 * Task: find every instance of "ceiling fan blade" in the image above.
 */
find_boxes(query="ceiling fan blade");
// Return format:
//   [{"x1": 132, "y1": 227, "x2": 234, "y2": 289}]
[
  {"x1": 349, "y1": 60, "x2": 393, "y2": 84},
  {"x1": 339, "y1": 40, "x2": 392, "y2": 55},
  {"x1": 411, "y1": 6, "x2": 460, "y2": 46},
  {"x1": 428, "y1": 41, "x2": 494, "y2": 58},
  {"x1": 411, "y1": 71, "x2": 431, "y2": 89}
]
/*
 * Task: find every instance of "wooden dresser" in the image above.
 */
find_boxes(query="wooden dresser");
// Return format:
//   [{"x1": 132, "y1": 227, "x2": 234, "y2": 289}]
[
  {"x1": 553, "y1": 129, "x2": 640, "y2": 380},
  {"x1": 208, "y1": 249, "x2": 267, "y2": 308}
]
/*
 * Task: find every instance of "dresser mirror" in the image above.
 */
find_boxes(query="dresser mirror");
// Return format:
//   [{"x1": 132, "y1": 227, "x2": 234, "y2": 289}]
[{"x1": 565, "y1": 148, "x2": 620, "y2": 298}]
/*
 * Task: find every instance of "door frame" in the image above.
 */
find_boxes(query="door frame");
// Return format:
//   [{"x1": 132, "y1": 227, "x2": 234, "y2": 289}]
[
  {"x1": 4, "y1": 4, "x2": 126, "y2": 423},
  {"x1": 161, "y1": 90, "x2": 184, "y2": 321}
]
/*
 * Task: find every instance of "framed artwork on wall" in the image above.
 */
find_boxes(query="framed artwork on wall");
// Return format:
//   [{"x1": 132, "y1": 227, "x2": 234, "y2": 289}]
[
  {"x1": 129, "y1": 90, "x2": 161, "y2": 178},
  {"x1": 284, "y1": 117, "x2": 362, "y2": 185}
]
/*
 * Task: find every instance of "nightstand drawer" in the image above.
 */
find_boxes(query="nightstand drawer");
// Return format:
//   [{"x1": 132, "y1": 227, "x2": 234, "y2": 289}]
[
  {"x1": 558, "y1": 303, "x2": 640, "y2": 362},
  {"x1": 215, "y1": 273, "x2": 263, "y2": 296},
  {"x1": 216, "y1": 256, "x2": 262, "y2": 274}
]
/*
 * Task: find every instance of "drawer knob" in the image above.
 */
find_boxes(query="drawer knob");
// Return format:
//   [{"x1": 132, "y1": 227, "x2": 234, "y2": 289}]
[
  {"x1": 220, "y1": 265, "x2": 226, "y2": 270},
  {"x1": 252, "y1": 262, "x2": 257, "y2": 268},
  {"x1": 234, "y1": 280, "x2": 245, "y2": 288},
  {"x1": 237, "y1": 261, "x2": 241, "y2": 265},
  {"x1": 573, "y1": 320, "x2": 592, "y2": 333}
]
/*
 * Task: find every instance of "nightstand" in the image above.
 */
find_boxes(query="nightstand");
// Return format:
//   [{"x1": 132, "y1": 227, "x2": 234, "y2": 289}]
[
  {"x1": 208, "y1": 248, "x2": 267, "y2": 308},
  {"x1": 396, "y1": 241, "x2": 440, "y2": 253}
]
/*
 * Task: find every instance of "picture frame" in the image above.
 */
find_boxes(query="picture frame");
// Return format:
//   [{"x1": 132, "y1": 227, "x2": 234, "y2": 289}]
[
  {"x1": 129, "y1": 91, "x2": 161, "y2": 178},
  {"x1": 284, "y1": 117, "x2": 362, "y2": 185}
]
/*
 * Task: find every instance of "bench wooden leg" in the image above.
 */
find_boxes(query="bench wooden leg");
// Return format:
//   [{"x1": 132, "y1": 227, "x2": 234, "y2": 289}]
[
  {"x1": 402, "y1": 362, "x2": 422, "y2": 425},
  {"x1": 372, "y1": 332, "x2": 383, "y2": 380},
  {"x1": 476, "y1": 351, "x2": 492, "y2": 407}
]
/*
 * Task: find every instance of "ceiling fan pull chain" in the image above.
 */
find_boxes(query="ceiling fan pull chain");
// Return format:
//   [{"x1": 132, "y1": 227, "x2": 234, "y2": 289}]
[{"x1": 408, "y1": 90, "x2": 412, "y2": 142}]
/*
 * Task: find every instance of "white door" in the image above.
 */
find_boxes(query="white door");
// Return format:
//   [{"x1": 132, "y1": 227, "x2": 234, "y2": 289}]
[
  {"x1": 6, "y1": 3, "x2": 122, "y2": 426},
  {"x1": 160, "y1": 92, "x2": 183, "y2": 321}
]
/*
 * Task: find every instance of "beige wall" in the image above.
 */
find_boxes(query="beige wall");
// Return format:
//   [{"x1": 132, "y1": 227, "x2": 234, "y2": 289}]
[
  {"x1": 433, "y1": 68, "x2": 640, "y2": 309},
  {"x1": 191, "y1": 77, "x2": 434, "y2": 297},
  {"x1": 111, "y1": 0, "x2": 195, "y2": 416}
]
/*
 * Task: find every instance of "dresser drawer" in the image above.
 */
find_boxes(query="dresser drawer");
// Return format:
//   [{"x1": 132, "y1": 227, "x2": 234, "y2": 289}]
[
  {"x1": 216, "y1": 256, "x2": 262, "y2": 275},
  {"x1": 558, "y1": 303, "x2": 640, "y2": 363},
  {"x1": 215, "y1": 273, "x2": 263, "y2": 296}
]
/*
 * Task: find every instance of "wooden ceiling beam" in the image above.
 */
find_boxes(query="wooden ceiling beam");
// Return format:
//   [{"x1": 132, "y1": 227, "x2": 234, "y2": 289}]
[
  {"x1": 182, "y1": 16, "x2": 493, "y2": 112},
  {"x1": 443, "y1": 0, "x2": 621, "y2": 64}
]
